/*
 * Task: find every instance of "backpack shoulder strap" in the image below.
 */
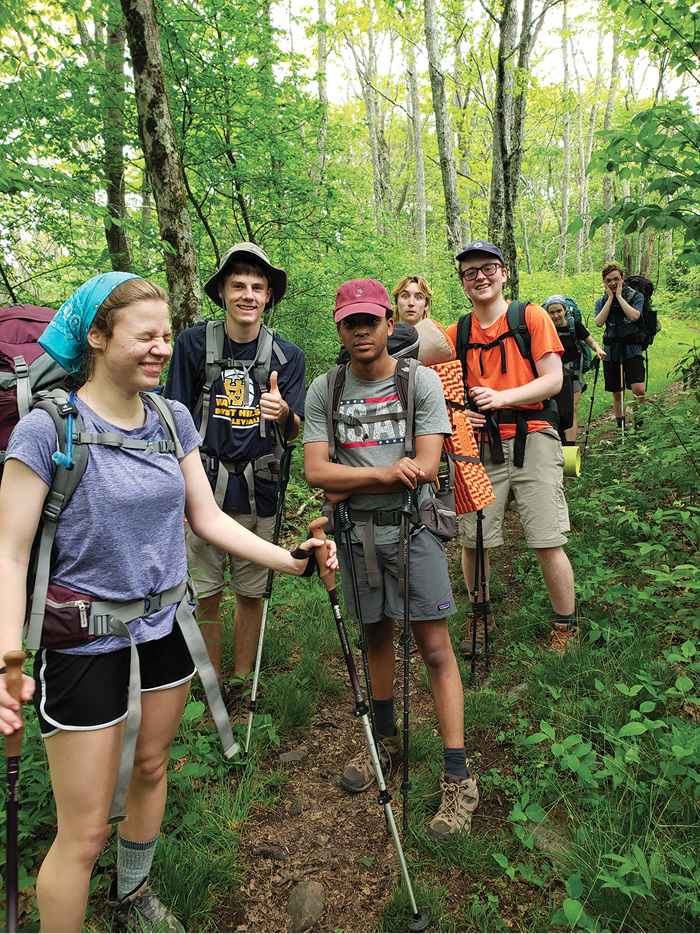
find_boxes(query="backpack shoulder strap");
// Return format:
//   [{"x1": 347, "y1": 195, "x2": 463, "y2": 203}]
[
  {"x1": 142, "y1": 393, "x2": 185, "y2": 460},
  {"x1": 326, "y1": 364, "x2": 346, "y2": 462},
  {"x1": 455, "y1": 313, "x2": 472, "y2": 383},
  {"x1": 395, "y1": 357, "x2": 418, "y2": 457},
  {"x1": 25, "y1": 395, "x2": 90, "y2": 650},
  {"x1": 196, "y1": 319, "x2": 226, "y2": 441},
  {"x1": 506, "y1": 300, "x2": 537, "y2": 378}
]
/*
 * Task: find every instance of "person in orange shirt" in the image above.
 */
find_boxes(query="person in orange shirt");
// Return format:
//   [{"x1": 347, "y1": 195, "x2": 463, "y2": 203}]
[{"x1": 445, "y1": 241, "x2": 576, "y2": 655}]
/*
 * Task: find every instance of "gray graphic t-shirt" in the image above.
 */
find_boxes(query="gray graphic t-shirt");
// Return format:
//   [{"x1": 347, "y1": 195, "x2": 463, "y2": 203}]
[{"x1": 304, "y1": 363, "x2": 451, "y2": 544}]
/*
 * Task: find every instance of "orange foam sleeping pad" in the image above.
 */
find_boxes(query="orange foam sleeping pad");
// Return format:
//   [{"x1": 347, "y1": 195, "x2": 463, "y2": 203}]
[{"x1": 428, "y1": 360, "x2": 495, "y2": 515}]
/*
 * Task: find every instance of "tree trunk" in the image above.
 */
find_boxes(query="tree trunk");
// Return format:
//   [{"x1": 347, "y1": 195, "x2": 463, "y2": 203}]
[
  {"x1": 557, "y1": 2, "x2": 570, "y2": 277},
  {"x1": 407, "y1": 49, "x2": 427, "y2": 257},
  {"x1": 488, "y1": 0, "x2": 516, "y2": 246},
  {"x1": 316, "y1": 0, "x2": 328, "y2": 179},
  {"x1": 76, "y1": 15, "x2": 132, "y2": 272},
  {"x1": 424, "y1": 0, "x2": 462, "y2": 255},
  {"x1": 603, "y1": 30, "x2": 621, "y2": 263},
  {"x1": 121, "y1": 0, "x2": 202, "y2": 333},
  {"x1": 574, "y1": 27, "x2": 604, "y2": 273}
]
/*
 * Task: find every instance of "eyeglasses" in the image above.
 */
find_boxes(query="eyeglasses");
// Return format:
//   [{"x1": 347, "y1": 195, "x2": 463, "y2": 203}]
[{"x1": 458, "y1": 262, "x2": 502, "y2": 282}]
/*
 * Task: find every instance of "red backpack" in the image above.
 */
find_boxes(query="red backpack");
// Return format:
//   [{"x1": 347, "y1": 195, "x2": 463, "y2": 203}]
[{"x1": 0, "y1": 304, "x2": 67, "y2": 461}]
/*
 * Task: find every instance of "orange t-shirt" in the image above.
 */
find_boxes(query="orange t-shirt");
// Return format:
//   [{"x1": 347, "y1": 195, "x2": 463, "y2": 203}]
[{"x1": 445, "y1": 304, "x2": 563, "y2": 439}]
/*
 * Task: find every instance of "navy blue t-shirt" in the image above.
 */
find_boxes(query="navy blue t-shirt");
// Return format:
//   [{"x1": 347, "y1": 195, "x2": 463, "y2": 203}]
[{"x1": 165, "y1": 322, "x2": 306, "y2": 516}]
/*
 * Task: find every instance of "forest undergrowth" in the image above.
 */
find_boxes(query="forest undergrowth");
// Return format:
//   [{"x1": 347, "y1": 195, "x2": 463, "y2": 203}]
[{"x1": 1, "y1": 346, "x2": 699, "y2": 933}]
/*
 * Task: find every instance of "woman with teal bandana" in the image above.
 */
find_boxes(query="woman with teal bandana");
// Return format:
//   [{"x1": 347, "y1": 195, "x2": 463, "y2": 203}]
[{"x1": 0, "y1": 273, "x2": 337, "y2": 932}]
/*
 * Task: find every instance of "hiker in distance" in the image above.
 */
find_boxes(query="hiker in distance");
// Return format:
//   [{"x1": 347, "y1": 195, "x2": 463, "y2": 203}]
[
  {"x1": 445, "y1": 241, "x2": 577, "y2": 654},
  {"x1": 165, "y1": 243, "x2": 306, "y2": 724},
  {"x1": 543, "y1": 295, "x2": 606, "y2": 443},
  {"x1": 593, "y1": 263, "x2": 645, "y2": 434},
  {"x1": 304, "y1": 278, "x2": 479, "y2": 838},
  {"x1": 392, "y1": 274, "x2": 432, "y2": 325},
  {"x1": 0, "y1": 273, "x2": 336, "y2": 934}
]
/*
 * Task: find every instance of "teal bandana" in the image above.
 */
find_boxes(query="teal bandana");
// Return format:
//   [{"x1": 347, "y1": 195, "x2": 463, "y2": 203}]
[{"x1": 38, "y1": 272, "x2": 141, "y2": 374}]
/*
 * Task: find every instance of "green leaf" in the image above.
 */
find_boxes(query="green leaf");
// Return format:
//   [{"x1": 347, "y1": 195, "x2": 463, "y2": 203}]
[
  {"x1": 566, "y1": 872, "x2": 584, "y2": 899},
  {"x1": 524, "y1": 804, "x2": 547, "y2": 822},
  {"x1": 618, "y1": 722, "x2": 648, "y2": 738},
  {"x1": 493, "y1": 852, "x2": 509, "y2": 868}
]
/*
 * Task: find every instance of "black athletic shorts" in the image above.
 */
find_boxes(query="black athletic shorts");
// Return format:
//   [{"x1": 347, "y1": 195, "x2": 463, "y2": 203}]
[
  {"x1": 603, "y1": 356, "x2": 645, "y2": 392},
  {"x1": 33, "y1": 623, "x2": 195, "y2": 736}
]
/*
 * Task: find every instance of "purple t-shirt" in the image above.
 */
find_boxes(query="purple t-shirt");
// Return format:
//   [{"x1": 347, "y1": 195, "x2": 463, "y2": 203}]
[{"x1": 6, "y1": 396, "x2": 201, "y2": 654}]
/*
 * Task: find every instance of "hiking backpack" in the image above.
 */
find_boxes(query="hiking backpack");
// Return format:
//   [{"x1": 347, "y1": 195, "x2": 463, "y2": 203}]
[
  {"x1": 455, "y1": 301, "x2": 574, "y2": 465},
  {"x1": 0, "y1": 304, "x2": 68, "y2": 469},
  {"x1": 625, "y1": 275, "x2": 660, "y2": 350},
  {"x1": 193, "y1": 318, "x2": 292, "y2": 516},
  {"x1": 564, "y1": 312, "x2": 593, "y2": 382}
]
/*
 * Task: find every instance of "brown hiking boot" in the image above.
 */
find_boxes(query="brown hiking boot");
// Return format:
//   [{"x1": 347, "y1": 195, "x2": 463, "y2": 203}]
[
  {"x1": 227, "y1": 675, "x2": 253, "y2": 726},
  {"x1": 460, "y1": 605, "x2": 497, "y2": 657},
  {"x1": 549, "y1": 620, "x2": 578, "y2": 655},
  {"x1": 427, "y1": 770, "x2": 479, "y2": 838},
  {"x1": 340, "y1": 729, "x2": 401, "y2": 793},
  {"x1": 108, "y1": 876, "x2": 184, "y2": 932}
]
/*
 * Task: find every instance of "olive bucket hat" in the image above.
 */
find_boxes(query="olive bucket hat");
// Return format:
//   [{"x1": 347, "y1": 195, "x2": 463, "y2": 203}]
[{"x1": 204, "y1": 242, "x2": 288, "y2": 309}]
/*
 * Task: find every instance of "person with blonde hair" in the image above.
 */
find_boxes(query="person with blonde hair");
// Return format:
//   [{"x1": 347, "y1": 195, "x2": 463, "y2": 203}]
[
  {"x1": 0, "y1": 272, "x2": 335, "y2": 933},
  {"x1": 392, "y1": 274, "x2": 432, "y2": 325}
]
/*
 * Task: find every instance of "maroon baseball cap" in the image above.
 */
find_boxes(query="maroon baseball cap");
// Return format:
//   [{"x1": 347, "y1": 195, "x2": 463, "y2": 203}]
[{"x1": 334, "y1": 279, "x2": 392, "y2": 322}]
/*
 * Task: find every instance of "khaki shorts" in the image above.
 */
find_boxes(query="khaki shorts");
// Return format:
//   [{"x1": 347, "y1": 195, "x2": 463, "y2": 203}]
[
  {"x1": 458, "y1": 428, "x2": 570, "y2": 550},
  {"x1": 185, "y1": 511, "x2": 277, "y2": 598}
]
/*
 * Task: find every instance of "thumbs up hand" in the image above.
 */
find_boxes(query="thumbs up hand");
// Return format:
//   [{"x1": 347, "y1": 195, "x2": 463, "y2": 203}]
[{"x1": 260, "y1": 370, "x2": 287, "y2": 422}]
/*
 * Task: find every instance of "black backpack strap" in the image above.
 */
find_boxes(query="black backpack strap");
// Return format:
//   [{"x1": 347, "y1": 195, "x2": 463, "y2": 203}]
[{"x1": 455, "y1": 313, "x2": 472, "y2": 384}]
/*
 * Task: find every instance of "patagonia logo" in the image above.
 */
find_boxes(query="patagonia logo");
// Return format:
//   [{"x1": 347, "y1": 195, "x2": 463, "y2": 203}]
[
  {"x1": 438, "y1": 602, "x2": 451, "y2": 611},
  {"x1": 355, "y1": 285, "x2": 364, "y2": 297}
]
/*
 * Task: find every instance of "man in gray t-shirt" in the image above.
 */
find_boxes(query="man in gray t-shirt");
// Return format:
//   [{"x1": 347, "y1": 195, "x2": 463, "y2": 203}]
[{"x1": 304, "y1": 278, "x2": 479, "y2": 840}]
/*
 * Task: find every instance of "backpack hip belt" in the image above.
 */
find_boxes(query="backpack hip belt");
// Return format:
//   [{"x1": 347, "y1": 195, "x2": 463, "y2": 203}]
[
  {"x1": 203, "y1": 451, "x2": 279, "y2": 521},
  {"x1": 337, "y1": 504, "x2": 420, "y2": 592},
  {"x1": 485, "y1": 408, "x2": 558, "y2": 469}
]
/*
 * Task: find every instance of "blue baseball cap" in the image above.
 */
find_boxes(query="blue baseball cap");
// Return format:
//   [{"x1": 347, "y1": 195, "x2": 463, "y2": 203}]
[{"x1": 455, "y1": 240, "x2": 505, "y2": 265}]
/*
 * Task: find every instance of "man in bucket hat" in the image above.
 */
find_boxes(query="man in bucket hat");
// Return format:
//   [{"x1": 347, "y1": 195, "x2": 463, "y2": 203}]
[{"x1": 165, "y1": 243, "x2": 305, "y2": 721}]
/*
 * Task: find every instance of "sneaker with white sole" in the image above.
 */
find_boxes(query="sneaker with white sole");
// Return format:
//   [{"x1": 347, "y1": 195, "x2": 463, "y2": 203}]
[
  {"x1": 340, "y1": 729, "x2": 401, "y2": 793},
  {"x1": 107, "y1": 876, "x2": 184, "y2": 933},
  {"x1": 427, "y1": 770, "x2": 479, "y2": 838}
]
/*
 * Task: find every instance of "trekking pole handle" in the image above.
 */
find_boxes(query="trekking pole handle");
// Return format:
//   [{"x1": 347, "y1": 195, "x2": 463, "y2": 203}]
[
  {"x1": 308, "y1": 517, "x2": 336, "y2": 594},
  {"x1": 279, "y1": 443, "x2": 295, "y2": 487},
  {"x1": 3, "y1": 651, "x2": 27, "y2": 758}
]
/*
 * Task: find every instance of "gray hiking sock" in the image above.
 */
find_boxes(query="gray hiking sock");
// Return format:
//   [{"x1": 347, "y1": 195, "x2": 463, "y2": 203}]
[
  {"x1": 373, "y1": 697, "x2": 396, "y2": 738},
  {"x1": 117, "y1": 834, "x2": 159, "y2": 900},
  {"x1": 443, "y1": 747, "x2": 468, "y2": 778}
]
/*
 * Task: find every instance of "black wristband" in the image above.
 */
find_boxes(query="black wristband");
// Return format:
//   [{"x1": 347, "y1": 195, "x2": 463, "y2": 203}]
[
  {"x1": 291, "y1": 548, "x2": 316, "y2": 577},
  {"x1": 0, "y1": 666, "x2": 6, "y2": 675}
]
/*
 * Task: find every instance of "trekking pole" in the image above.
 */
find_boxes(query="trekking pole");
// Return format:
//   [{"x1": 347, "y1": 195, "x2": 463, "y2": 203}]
[
  {"x1": 582, "y1": 357, "x2": 600, "y2": 457},
  {"x1": 399, "y1": 487, "x2": 414, "y2": 837},
  {"x1": 470, "y1": 426, "x2": 490, "y2": 684},
  {"x1": 308, "y1": 517, "x2": 430, "y2": 933},
  {"x1": 336, "y1": 500, "x2": 381, "y2": 748},
  {"x1": 3, "y1": 650, "x2": 27, "y2": 934},
  {"x1": 244, "y1": 443, "x2": 295, "y2": 755},
  {"x1": 619, "y1": 356, "x2": 626, "y2": 444}
]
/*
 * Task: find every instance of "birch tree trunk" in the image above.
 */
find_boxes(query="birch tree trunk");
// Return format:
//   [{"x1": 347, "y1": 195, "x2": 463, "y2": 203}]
[
  {"x1": 121, "y1": 0, "x2": 202, "y2": 333},
  {"x1": 603, "y1": 30, "x2": 621, "y2": 263},
  {"x1": 574, "y1": 27, "x2": 604, "y2": 273},
  {"x1": 317, "y1": 0, "x2": 328, "y2": 179},
  {"x1": 407, "y1": 48, "x2": 427, "y2": 257},
  {"x1": 424, "y1": 0, "x2": 462, "y2": 255},
  {"x1": 557, "y1": 2, "x2": 570, "y2": 276}
]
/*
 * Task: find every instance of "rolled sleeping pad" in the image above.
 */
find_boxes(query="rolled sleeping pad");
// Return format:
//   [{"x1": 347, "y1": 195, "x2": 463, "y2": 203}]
[
  {"x1": 563, "y1": 444, "x2": 581, "y2": 477},
  {"x1": 414, "y1": 318, "x2": 455, "y2": 366}
]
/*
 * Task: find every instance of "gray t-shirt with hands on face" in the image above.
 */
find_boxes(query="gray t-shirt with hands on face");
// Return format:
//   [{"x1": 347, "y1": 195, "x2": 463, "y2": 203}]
[{"x1": 303, "y1": 363, "x2": 451, "y2": 544}]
